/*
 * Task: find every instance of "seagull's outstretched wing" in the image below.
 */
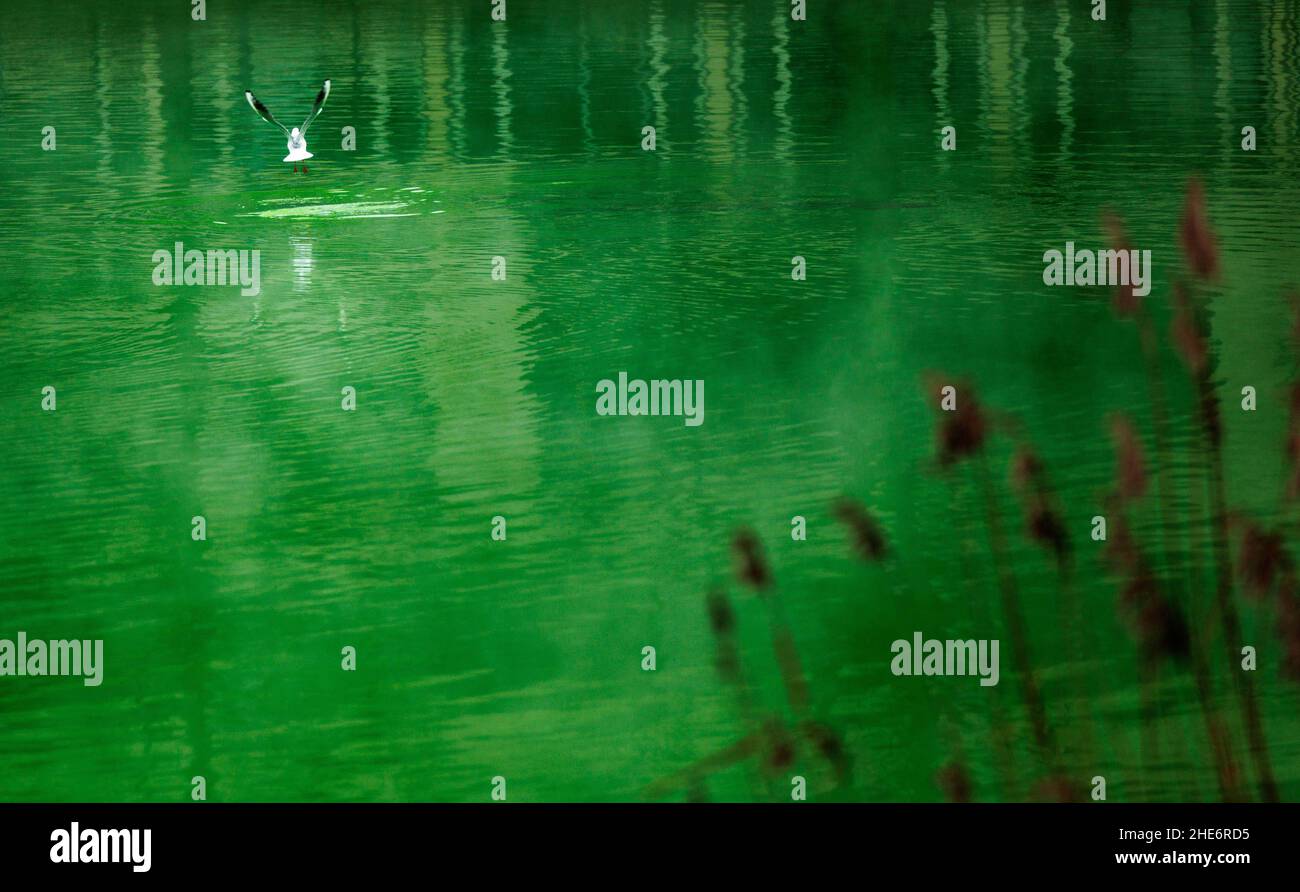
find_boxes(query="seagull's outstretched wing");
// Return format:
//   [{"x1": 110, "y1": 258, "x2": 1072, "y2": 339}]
[
  {"x1": 300, "y1": 80, "x2": 331, "y2": 134},
  {"x1": 245, "y1": 90, "x2": 289, "y2": 135}
]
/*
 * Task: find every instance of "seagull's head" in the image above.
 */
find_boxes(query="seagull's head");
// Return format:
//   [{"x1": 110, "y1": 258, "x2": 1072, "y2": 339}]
[{"x1": 290, "y1": 127, "x2": 302, "y2": 145}]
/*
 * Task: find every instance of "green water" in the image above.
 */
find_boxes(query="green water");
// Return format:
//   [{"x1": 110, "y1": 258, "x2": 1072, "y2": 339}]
[{"x1": 1, "y1": 0, "x2": 1299, "y2": 802}]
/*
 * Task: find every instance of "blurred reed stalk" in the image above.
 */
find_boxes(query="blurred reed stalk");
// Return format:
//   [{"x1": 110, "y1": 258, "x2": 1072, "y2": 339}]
[
  {"x1": 643, "y1": 731, "x2": 764, "y2": 800},
  {"x1": 705, "y1": 585, "x2": 768, "y2": 798},
  {"x1": 1287, "y1": 381, "x2": 1300, "y2": 517},
  {"x1": 1174, "y1": 176, "x2": 1278, "y2": 802},
  {"x1": 1266, "y1": 321, "x2": 1300, "y2": 678},
  {"x1": 1235, "y1": 519, "x2": 1300, "y2": 683},
  {"x1": 733, "y1": 528, "x2": 850, "y2": 788},
  {"x1": 936, "y1": 761, "x2": 973, "y2": 803},
  {"x1": 641, "y1": 585, "x2": 772, "y2": 801},
  {"x1": 973, "y1": 454, "x2": 1055, "y2": 761},
  {"x1": 1104, "y1": 210, "x2": 1189, "y2": 596},
  {"x1": 1285, "y1": 315, "x2": 1300, "y2": 516},
  {"x1": 936, "y1": 719, "x2": 973, "y2": 803},
  {"x1": 1109, "y1": 224, "x2": 1209, "y2": 622},
  {"x1": 648, "y1": 532, "x2": 848, "y2": 800},
  {"x1": 946, "y1": 481, "x2": 1022, "y2": 801},
  {"x1": 1274, "y1": 310, "x2": 1300, "y2": 679},
  {"x1": 1104, "y1": 212, "x2": 1219, "y2": 794},
  {"x1": 1009, "y1": 447, "x2": 1096, "y2": 772},
  {"x1": 707, "y1": 586, "x2": 759, "y2": 729},
  {"x1": 1102, "y1": 211, "x2": 1222, "y2": 806},
  {"x1": 927, "y1": 377, "x2": 1061, "y2": 788},
  {"x1": 732, "y1": 529, "x2": 811, "y2": 720},
  {"x1": 1107, "y1": 415, "x2": 1209, "y2": 799},
  {"x1": 1105, "y1": 500, "x2": 1202, "y2": 799}
]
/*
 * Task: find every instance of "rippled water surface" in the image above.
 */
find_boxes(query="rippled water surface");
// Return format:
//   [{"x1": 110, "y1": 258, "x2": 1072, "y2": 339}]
[{"x1": 2, "y1": 0, "x2": 1299, "y2": 801}]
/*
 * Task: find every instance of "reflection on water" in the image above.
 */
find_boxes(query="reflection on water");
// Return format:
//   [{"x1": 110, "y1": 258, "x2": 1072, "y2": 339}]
[
  {"x1": 1, "y1": 0, "x2": 1300, "y2": 802},
  {"x1": 290, "y1": 237, "x2": 313, "y2": 293},
  {"x1": 1054, "y1": 0, "x2": 1074, "y2": 162}
]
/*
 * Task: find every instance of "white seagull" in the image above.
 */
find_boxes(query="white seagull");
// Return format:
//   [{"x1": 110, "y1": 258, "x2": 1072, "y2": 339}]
[{"x1": 245, "y1": 80, "x2": 331, "y2": 171}]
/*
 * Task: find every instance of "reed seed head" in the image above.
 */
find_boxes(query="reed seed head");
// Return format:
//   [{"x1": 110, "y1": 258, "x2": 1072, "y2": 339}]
[
  {"x1": 706, "y1": 587, "x2": 736, "y2": 636},
  {"x1": 1172, "y1": 281, "x2": 1209, "y2": 376},
  {"x1": 1108, "y1": 413, "x2": 1148, "y2": 501},
  {"x1": 731, "y1": 528, "x2": 771, "y2": 592},
  {"x1": 1236, "y1": 522, "x2": 1288, "y2": 601},
  {"x1": 1179, "y1": 175, "x2": 1220, "y2": 281},
  {"x1": 1103, "y1": 210, "x2": 1140, "y2": 317},
  {"x1": 936, "y1": 761, "x2": 972, "y2": 803},
  {"x1": 925, "y1": 375, "x2": 988, "y2": 467},
  {"x1": 833, "y1": 498, "x2": 888, "y2": 561}
]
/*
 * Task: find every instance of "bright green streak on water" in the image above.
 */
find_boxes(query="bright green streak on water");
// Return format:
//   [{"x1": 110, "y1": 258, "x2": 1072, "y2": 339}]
[{"x1": 1, "y1": 0, "x2": 1299, "y2": 802}]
